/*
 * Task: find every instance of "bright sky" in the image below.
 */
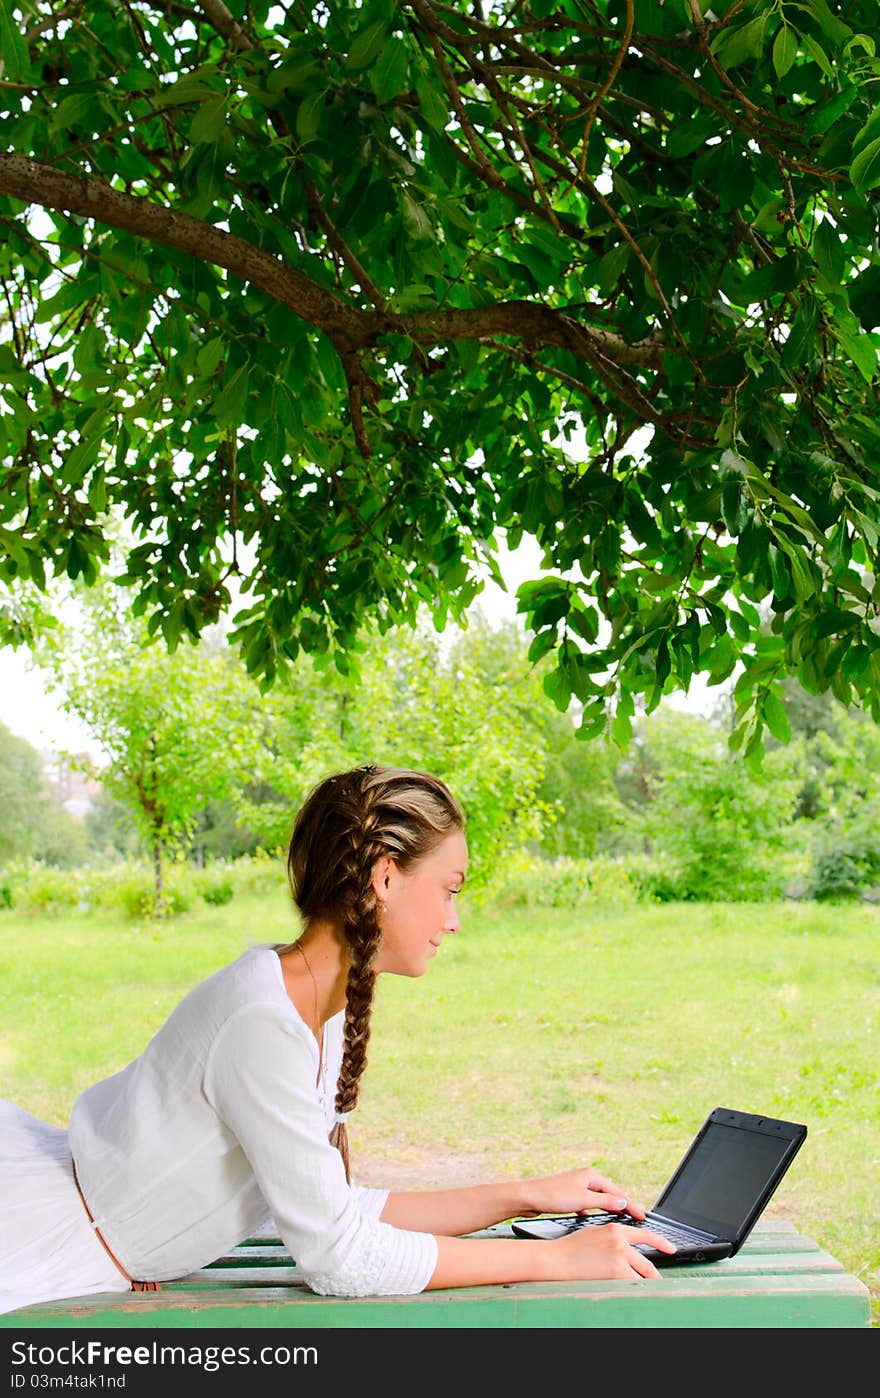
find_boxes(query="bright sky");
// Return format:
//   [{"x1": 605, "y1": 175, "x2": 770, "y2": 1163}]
[{"x1": 0, "y1": 647, "x2": 93, "y2": 755}]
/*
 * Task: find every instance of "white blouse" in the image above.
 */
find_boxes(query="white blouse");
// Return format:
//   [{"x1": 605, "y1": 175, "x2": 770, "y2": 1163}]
[{"x1": 67, "y1": 945, "x2": 438, "y2": 1296}]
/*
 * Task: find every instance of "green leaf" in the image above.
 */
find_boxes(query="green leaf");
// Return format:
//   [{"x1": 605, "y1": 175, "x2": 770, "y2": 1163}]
[
  {"x1": 88, "y1": 469, "x2": 107, "y2": 513},
  {"x1": 266, "y1": 59, "x2": 323, "y2": 96},
  {"x1": 848, "y1": 506, "x2": 879, "y2": 551},
  {"x1": 542, "y1": 665, "x2": 572, "y2": 713},
  {"x1": 812, "y1": 220, "x2": 845, "y2": 282},
  {"x1": 575, "y1": 701, "x2": 608, "y2": 741},
  {"x1": 197, "y1": 338, "x2": 225, "y2": 379},
  {"x1": 803, "y1": 34, "x2": 834, "y2": 78},
  {"x1": 60, "y1": 436, "x2": 103, "y2": 488},
  {"x1": 596, "y1": 242, "x2": 630, "y2": 293},
  {"x1": 345, "y1": 20, "x2": 389, "y2": 72},
  {"x1": 190, "y1": 96, "x2": 228, "y2": 145},
  {"x1": 414, "y1": 74, "x2": 449, "y2": 132},
  {"x1": 50, "y1": 93, "x2": 100, "y2": 136},
  {"x1": 846, "y1": 33, "x2": 876, "y2": 59},
  {"x1": 849, "y1": 108, "x2": 880, "y2": 160},
  {"x1": 710, "y1": 17, "x2": 768, "y2": 70},
  {"x1": 528, "y1": 629, "x2": 557, "y2": 664},
  {"x1": 154, "y1": 72, "x2": 223, "y2": 110},
  {"x1": 370, "y1": 36, "x2": 409, "y2": 103},
  {"x1": 0, "y1": 0, "x2": 29, "y2": 81},
  {"x1": 610, "y1": 706, "x2": 632, "y2": 749},
  {"x1": 773, "y1": 535, "x2": 817, "y2": 601},
  {"x1": 837, "y1": 327, "x2": 878, "y2": 384},
  {"x1": 850, "y1": 137, "x2": 880, "y2": 197},
  {"x1": 762, "y1": 690, "x2": 791, "y2": 743},
  {"x1": 211, "y1": 364, "x2": 250, "y2": 425},
  {"x1": 772, "y1": 25, "x2": 798, "y2": 78},
  {"x1": 567, "y1": 603, "x2": 599, "y2": 644},
  {"x1": 769, "y1": 544, "x2": 792, "y2": 600},
  {"x1": 295, "y1": 91, "x2": 326, "y2": 143},
  {"x1": 531, "y1": 593, "x2": 569, "y2": 629}
]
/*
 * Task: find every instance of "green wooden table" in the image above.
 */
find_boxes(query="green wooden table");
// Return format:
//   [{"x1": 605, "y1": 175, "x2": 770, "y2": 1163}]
[{"x1": 2, "y1": 1220, "x2": 870, "y2": 1329}]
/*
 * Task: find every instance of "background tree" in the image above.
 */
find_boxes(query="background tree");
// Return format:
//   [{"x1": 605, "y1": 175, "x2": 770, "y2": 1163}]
[
  {"x1": 239, "y1": 616, "x2": 550, "y2": 891},
  {"x1": 0, "y1": 721, "x2": 47, "y2": 864},
  {"x1": 39, "y1": 589, "x2": 262, "y2": 911},
  {"x1": 188, "y1": 795, "x2": 265, "y2": 865},
  {"x1": 0, "y1": 1, "x2": 878, "y2": 760},
  {"x1": 0, "y1": 726, "x2": 86, "y2": 866},
  {"x1": 82, "y1": 788, "x2": 144, "y2": 864},
  {"x1": 450, "y1": 612, "x2": 633, "y2": 859},
  {"x1": 617, "y1": 707, "x2": 806, "y2": 900},
  {"x1": 0, "y1": 720, "x2": 87, "y2": 867},
  {"x1": 773, "y1": 692, "x2": 880, "y2": 899}
]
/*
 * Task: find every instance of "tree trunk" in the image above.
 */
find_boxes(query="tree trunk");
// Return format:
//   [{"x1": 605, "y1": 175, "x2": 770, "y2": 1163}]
[{"x1": 152, "y1": 840, "x2": 166, "y2": 918}]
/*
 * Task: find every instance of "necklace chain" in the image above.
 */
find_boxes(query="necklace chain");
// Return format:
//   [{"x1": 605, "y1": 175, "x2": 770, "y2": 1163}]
[
  {"x1": 295, "y1": 940, "x2": 326, "y2": 1093},
  {"x1": 295, "y1": 940, "x2": 320, "y2": 1037}
]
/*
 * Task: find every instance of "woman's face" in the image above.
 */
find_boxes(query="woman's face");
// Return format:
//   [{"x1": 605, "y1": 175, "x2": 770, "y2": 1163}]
[{"x1": 372, "y1": 830, "x2": 468, "y2": 978}]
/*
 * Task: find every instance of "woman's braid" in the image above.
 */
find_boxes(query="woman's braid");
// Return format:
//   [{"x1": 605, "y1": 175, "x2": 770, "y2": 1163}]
[
  {"x1": 328, "y1": 784, "x2": 387, "y2": 1178},
  {"x1": 286, "y1": 764, "x2": 464, "y2": 1182}
]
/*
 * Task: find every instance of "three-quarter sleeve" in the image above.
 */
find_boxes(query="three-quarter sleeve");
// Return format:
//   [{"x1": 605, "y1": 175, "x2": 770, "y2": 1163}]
[{"x1": 204, "y1": 1002, "x2": 437, "y2": 1296}]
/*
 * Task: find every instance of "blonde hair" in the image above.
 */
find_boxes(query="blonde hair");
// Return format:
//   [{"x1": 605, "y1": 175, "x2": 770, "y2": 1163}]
[{"x1": 284, "y1": 764, "x2": 464, "y2": 1178}]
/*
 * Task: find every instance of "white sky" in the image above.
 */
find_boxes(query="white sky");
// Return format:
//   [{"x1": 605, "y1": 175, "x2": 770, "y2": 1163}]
[{"x1": 0, "y1": 647, "x2": 92, "y2": 755}]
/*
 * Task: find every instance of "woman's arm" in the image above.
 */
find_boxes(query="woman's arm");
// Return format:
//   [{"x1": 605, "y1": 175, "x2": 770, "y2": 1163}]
[
  {"x1": 426, "y1": 1222, "x2": 676, "y2": 1286},
  {"x1": 383, "y1": 1167, "x2": 676, "y2": 1285},
  {"x1": 380, "y1": 1165, "x2": 649, "y2": 1237},
  {"x1": 382, "y1": 1168, "x2": 675, "y2": 1286}
]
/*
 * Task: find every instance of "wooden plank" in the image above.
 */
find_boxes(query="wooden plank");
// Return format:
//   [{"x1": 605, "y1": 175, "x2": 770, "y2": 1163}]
[
  {"x1": 4, "y1": 1271, "x2": 870, "y2": 1329},
  {"x1": 2, "y1": 1222, "x2": 870, "y2": 1329}
]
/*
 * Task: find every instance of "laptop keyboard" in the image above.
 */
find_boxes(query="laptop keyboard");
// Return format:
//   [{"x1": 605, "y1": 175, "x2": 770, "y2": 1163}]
[{"x1": 570, "y1": 1213, "x2": 699, "y2": 1246}]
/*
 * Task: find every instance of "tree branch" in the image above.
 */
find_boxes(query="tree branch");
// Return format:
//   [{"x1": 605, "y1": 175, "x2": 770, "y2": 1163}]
[
  {"x1": 0, "y1": 155, "x2": 662, "y2": 365},
  {"x1": 0, "y1": 154, "x2": 364, "y2": 348}
]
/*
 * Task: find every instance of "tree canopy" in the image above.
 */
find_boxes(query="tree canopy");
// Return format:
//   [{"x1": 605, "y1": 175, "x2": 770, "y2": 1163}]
[
  {"x1": 38, "y1": 583, "x2": 261, "y2": 905},
  {"x1": 1, "y1": 0, "x2": 879, "y2": 756}
]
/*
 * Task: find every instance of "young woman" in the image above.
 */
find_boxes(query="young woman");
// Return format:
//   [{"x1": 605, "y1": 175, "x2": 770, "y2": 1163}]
[{"x1": 0, "y1": 763, "x2": 674, "y2": 1315}]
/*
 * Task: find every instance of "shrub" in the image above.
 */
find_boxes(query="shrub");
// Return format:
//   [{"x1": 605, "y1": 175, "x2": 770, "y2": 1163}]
[
  {"x1": 222, "y1": 851, "x2": 284, "y2": 899},
  {"x1": 493, "y1": 851, "x2": 640, "y2": 908},
  {"x1": 8, "y1": 865, "x2": 83, "y2": 915},
  {"x1": 194, "y1": 871, "x2": 235, "y2": 906},
  {"x1": 805, "y1": 824, "x2": 880, "y2": 902},
  {"x1": 616, "y1": 853, "x2": 684, "y2": 903},
  {"x1": 0, "y1": 854, "x2": 286, "y2": 920}
]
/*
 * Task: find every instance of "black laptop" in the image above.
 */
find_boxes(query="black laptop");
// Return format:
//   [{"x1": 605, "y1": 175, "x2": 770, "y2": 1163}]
[{"x1": 510, "y1": 1107, "x2": 807, "y2": 1265}]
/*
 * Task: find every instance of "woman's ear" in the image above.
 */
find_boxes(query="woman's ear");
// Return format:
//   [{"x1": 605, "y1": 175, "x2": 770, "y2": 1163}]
[{"x1": 371, "y1": 856, "x2": 395, "y2": 905}]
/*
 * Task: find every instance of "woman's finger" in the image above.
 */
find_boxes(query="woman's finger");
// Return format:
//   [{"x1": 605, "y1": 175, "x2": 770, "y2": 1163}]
[{"x1": 629, "y1": 1251, "x2": 662, "y2": 1280}]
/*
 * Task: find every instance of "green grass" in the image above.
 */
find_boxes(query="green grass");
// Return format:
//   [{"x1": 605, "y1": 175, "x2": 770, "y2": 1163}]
[{"x1": 1, "y1": 891, "x2": 877, "y2": 1324}]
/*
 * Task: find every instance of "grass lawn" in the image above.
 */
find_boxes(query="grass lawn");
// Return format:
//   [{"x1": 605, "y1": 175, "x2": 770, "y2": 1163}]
[{"x1": 1, "y1": 888, "x2": 877, "y2": 1324}]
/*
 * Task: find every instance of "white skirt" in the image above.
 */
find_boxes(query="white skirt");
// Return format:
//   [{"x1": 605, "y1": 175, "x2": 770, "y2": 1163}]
[{"x1": 0, "y1": 1100, "x2": 131, "y2": 1318}]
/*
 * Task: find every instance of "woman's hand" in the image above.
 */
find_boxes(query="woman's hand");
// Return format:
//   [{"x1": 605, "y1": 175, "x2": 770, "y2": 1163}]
[
  {"x1": 553, "y1": 1220, "x2": 677, "y2": 1280},
  {"x1": 518, "y1": 1166, "x2": 649, "y2": 1222}
]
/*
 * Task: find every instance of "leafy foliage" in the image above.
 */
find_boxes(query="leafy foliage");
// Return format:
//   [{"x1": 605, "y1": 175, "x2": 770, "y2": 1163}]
[
  {"x1": 0, "y1": 717, "x2": 87, "y2": 865},
  {"x1": 616, "y1": 708, "x2": 806, "y2": 900},
  {"x1": 0, "y1": 0, "x2": 878, "y2": 766},
  {"x1": 0, "y1": 720, "x2": 47, "y2": 862},
  {"x1": 238, "y1": 617, "x2": 550, "y2": 892},
  {"x1": 36, "y1": 585, "x2": 262, "y2": 907}
]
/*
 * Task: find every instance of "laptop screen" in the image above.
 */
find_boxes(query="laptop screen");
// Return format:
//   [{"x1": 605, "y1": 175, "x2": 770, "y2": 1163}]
[{"x1": 654, "y1": 1118, "x2": 798, "y2": 1239}]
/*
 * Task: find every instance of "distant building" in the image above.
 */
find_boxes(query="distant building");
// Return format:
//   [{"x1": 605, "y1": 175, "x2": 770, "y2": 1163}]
[{"x1": 41, "y1": 750, "x2": 103, "y2": 818}]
